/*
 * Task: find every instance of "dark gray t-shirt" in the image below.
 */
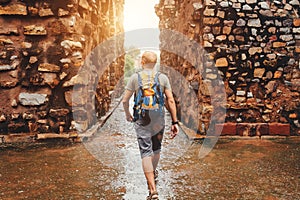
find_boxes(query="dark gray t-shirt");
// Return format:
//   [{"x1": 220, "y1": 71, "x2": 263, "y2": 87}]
[{"x1": 125, "y1": 69, "x2": 171, "y2": 93}]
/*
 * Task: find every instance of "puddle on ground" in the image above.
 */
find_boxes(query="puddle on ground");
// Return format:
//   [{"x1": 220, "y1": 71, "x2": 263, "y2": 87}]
[
  {"x1": 0, "y1": 100, "x2": 299, "y2": 199},
  {"x1": 0, "y1": 138, "x2": 299, "y2": 199}
]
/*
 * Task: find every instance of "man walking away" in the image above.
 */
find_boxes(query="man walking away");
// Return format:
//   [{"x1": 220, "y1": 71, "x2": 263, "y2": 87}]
[{"x1": 122, "y1": 51, "x2": 179, "y2": 200}]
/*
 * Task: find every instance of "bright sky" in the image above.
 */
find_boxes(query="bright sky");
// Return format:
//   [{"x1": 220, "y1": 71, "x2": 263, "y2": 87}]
[
  {"x1": 123, "y1": 0, "x2": 160, "y2": 31},
  {"x1": 123, "y1": 0, "x2": 160, "y2": 49}
]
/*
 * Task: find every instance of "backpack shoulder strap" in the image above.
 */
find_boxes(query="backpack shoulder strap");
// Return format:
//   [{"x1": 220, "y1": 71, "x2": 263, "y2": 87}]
[
  {"x1": 136, "y1": 72, "x2": 143, "y2": 87},
  {"x1": 154, "y1": 71, "x2": 161, "y2": 84}
]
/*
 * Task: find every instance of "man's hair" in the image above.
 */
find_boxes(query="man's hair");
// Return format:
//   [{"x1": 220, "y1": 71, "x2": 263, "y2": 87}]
[{"x1": 142, "y1": 51, "x2": 157, "y2": 66}]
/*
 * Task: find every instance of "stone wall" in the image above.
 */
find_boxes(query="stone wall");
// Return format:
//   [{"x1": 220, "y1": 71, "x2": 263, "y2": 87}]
[
  {"x1": 156, "y1": 0, "x2": 300, "y2": 135},
  {"x1": 0, "y1": 0, "x2": 124, "y2": 141}
]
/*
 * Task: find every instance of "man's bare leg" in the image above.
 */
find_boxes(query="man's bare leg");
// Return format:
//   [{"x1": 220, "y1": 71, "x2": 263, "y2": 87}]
[
  {"x1": 152, "y1": 132, "x2": 162, "y2": 172},
  {"x1": 152, "y1": 153, "x2": 160, "y2": 172},
  {"x1": 142, "y1": 156, "x2": 156, "y2": 193}
]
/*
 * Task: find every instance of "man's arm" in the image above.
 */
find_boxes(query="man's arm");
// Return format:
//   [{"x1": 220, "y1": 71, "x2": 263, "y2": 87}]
[
  {"x1": 164, "y1": 89, "x2": 179, "y2": 138},
  {"x1": 165, "y1": 89, "x2": 177, "y2": 122},
  {"x1": 122, "y1": 89, "x2": 134, "y2": 122}
]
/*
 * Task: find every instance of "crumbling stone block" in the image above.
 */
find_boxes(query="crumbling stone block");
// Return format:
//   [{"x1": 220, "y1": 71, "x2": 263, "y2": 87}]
[
  {"x1": 0, "y1": 27, "x2": 19, "y2": 35},
  {"x1": 39, "y1": 8, "x2": 54, "y2": 17},
  {"x1": 38, "y1": 63, "x2": 60, "y2": 73},
  {"x1": 0, "y1": 3, "x2": 27, "y2": 15},
  {"x1": 0, "y1": 59, "x2": 19, "y2": 70},
  {"x1": 23, "y1": 25, "x2": 47, "y2": 35},
  {"x1": 18, "y1": 93, "x2": 48, "y2": 106}
]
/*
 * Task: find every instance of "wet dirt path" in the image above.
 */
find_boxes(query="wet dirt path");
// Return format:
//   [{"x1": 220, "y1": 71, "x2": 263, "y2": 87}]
[{"x1": 0, "y1": 101, "x2": 300, "y2": 200}]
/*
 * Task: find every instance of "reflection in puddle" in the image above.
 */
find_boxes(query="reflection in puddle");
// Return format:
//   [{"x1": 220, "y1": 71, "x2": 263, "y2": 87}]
[
  {"x1": 83, "y1": 100, "x2": 193, "y2": 199},
  {"x1": 1, "y1": 100, "x2": 299, "y2": 199}
]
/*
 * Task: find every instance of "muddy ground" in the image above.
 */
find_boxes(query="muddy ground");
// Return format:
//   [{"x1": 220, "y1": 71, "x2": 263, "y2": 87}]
[{"x1": 0, "y1": 104, "x2": 299, "y2": 200}]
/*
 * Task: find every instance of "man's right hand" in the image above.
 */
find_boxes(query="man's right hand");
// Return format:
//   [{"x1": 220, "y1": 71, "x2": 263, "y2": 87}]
[
  {"x1": 126, "y1": 114, "x2": 133, "y2": 122},
  {"x1": 169, "y1": 124, "x2": 179, "y2": 139}
]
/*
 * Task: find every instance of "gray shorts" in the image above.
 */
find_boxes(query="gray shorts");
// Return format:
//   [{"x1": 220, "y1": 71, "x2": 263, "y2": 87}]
[{"x1": 134, "y1": 110, "x2": 165, "y2": 158}]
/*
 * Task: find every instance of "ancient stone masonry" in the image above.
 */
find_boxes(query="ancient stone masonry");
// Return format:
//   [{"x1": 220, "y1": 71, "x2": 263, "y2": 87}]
[
  {"x1": 0, "y1": 0, "x2": 124, "y2": 141},
  {"x1": 156, "y1": 0, "x2": 300, "y2": 136}
]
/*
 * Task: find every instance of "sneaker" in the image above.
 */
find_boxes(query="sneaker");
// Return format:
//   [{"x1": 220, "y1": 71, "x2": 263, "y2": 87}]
[{"x1": 147, "y1": 191, "x2": 159, "y2": 200}]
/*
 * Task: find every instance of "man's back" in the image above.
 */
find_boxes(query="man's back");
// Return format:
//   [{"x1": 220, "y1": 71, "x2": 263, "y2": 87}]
[{"x1": 125, "y1": 69, "x2": 171, "y2": 94}]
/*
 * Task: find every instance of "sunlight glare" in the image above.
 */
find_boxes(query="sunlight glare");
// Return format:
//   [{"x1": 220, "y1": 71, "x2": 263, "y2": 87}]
[{"x1": 123, "y1": 0, "x2": 160, "y2": 31}]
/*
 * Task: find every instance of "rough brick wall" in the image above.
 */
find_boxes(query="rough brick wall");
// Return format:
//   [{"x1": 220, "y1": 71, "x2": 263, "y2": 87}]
[
  {"x1": 156, "y1": 0, "x2": 300, "y2": 135},
  {"x1": 0, "y1": 0, "x2": 124, "y2": 140}
]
